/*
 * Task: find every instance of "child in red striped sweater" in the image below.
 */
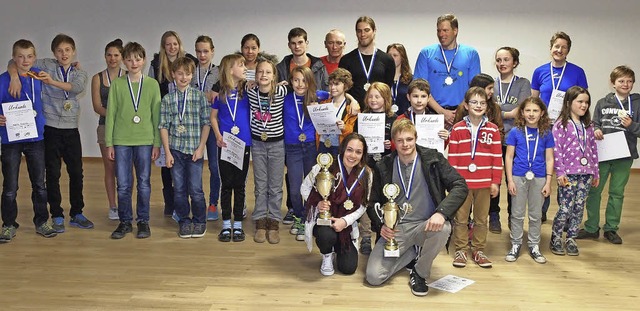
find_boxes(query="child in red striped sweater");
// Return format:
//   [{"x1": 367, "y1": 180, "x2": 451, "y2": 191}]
[{"x1": 448, "y1": 86, "x2": 503, "y2": 268}]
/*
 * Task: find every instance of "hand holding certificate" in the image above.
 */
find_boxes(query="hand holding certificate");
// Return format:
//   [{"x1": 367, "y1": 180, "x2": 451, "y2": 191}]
[
  {"x1": 1, "y1": 100, "x2": 38, "y2": 142},
  {"x1": 414, "y1": 114, "x2": 445, "y2": 153},
  {"x1": 308, "y1": 104, "x2": 341, "y2": 135},
  {"x1": 220, "y1": 131, "x2": 246, "y2": 170},
  {"x1": 596, "y1": 131, "x2": 630, "y2": 162},
  {"x1": 358, "y1": 113, "x2": 385, "y2": 153}
]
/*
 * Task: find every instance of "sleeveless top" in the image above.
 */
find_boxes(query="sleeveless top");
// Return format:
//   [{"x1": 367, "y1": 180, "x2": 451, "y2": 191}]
[{"x1": 98, "y1": 71, "x2": 109, "y2": 125}]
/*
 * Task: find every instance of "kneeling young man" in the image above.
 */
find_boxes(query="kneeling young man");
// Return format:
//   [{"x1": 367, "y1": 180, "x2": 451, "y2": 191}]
[{"x1": 365, "y1": 118, "x2": 467, "y2": 296}]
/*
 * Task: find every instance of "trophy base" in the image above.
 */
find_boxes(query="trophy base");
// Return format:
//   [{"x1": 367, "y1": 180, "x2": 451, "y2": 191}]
[
  {"x1": 316, "y1": 218, "x2": 332, "y2": 226},
  {"x1": 383, "y1": 249, "x2": 400, "y2": 257}
]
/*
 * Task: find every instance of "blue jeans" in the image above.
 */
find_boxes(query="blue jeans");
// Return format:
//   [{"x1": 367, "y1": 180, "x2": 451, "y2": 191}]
[
  {"x1": 170, "y1": 149, "x2": 206, "y2": 224},
  {"x1": 115, "y1": 145, "x2": 152, "y2": 222},
  {"x1": 206, "y1": 129, "x2": 220, "y2": 206},
  {"x1": 1, "y1": 140, "x2": 48, "y2": 227},
  {"x1": 285, "y1": 142, "x2": 318, "y2": 217}
]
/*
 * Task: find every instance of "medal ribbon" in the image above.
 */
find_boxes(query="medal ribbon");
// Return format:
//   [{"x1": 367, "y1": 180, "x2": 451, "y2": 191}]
[
  {"x1": 550, "y1": 62, "x2": 566, "y2": 91},
  {"x1": 338, "y1": 157, "x2": 366, "y2": 201},
  {"x1": 293, "y1": 94, "x2": 305, "y2": 131},
  {"x1": 466, "y1": 116, "x2": 486, "y2": 161},
  {"x1": 127, "y1": 74, "x2": 144, "y2": 113},
  {"x1": 524, "y1": 127, "x2": 540, "y2": 171},
  {"x1": 439, "y1": 44, "x2": 459, "y2": 76},
  {"x1": 396, "y1": 153, "x2": 418, "y2": 201},
  {"x1": 225, "y1": 90, "x2": 239, "y2": 125},
  {"x1": 615, "y1": 95, "x2": 633, "y2": 117},
  {"x1": 258, "y1": 91, "x2": 271, "y2": 131},
  {"x1": 58, "y1": 66, "x2": 72, "y2": 100},
  {"x1": 392, "y1": 79, "x2": 400, "y2": 103},
  {"x1": 176, "y1": 88, "x2": 188, "y2": 123},
  {"x1": 570, "y1": 119, "x2": 586, "y2": 156},
  {"x1": 357, "y1": 48, "x2": 376, "y2": 83},
  {"x1": 23, "y1": 77, "x2": 35, "y2": 104},
  {"x1": 197, "y1": 63, "x2": 212, "y2": 92},
  {"x1": 497, "y1": 75, "x2": 516, "y2": 105},
  {"x1": 106, "y1": 68, "x2": 122, "y2": 87}
]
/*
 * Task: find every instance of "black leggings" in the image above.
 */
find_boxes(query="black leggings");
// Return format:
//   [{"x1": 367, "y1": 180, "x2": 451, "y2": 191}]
[{"x1": 314, "y1": 225, "x2": 358, "y2": 275}]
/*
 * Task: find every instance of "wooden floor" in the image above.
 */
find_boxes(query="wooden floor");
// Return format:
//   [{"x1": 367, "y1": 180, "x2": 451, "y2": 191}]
[{"x1": 0, "y1": 158, "x2": 638, "y2": 310}]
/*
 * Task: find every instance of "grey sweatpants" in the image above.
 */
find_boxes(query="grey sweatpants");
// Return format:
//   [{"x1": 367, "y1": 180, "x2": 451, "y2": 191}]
[
  {"x1": 510, "y1": 176, "x2": 545, "y2": 247},
  {"x1": 365, "y1": 220, "x2": 451, "y2": 285}
]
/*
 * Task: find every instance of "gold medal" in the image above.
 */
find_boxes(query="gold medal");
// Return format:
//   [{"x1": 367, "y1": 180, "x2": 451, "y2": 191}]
[
  {"x1": 177, "y1": 124, "x2": 187, "y2": 134},
  {"x1": 231, "y1": 125, "x2": 240, "y2": 135},
  {"x1": 618, "y1": 109, "x2": 629, "y2": 118},
  {"x1": 324, "y1": 139, "x2": 331, "y2": 148},
  {"x1": 298, "y1": 133, "x2": 307, "y2": 142},
  {"x1": 63, "y1": 101, "x2": 72, "y2": 111},
  {"x1": 343, "y1": 199, "x2": 354, "y2": 210},
  {"x1": 260, "y1": 132, "x2": 268, "y2": 141},
  {"x1": 133, "y1": 115, "x2": 141, "y2": 124}
]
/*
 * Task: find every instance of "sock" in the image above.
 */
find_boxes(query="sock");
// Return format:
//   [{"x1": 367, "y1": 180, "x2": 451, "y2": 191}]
[
  {"x1": 234, "y1": 221, "x2": 242, "y2": 230},
  {"x1": 223, "y1": 220, "x2": 231, "y2": 229}
]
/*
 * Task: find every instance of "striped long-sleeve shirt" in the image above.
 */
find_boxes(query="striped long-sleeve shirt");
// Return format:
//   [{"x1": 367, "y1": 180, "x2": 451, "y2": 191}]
[
  {"x1": 247, "y1": 85, "x2": 287, "y2": 141},
  {"x1": 448, "y1": 116, "x2": 503, "y2": 189}
]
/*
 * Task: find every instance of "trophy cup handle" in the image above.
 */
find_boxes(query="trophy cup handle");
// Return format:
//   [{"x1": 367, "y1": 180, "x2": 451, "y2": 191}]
[
  {"x1": 374, "y1": 202, "x2": 383, "y2": 221},
  {"x1": 400, "y1": 202, "x2": 413, "y2": 222}
]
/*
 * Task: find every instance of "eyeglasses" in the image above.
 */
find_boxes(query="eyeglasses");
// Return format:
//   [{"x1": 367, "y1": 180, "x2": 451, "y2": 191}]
[{"x1": 468, "y1": 100, "x2": 487, "y2": 107}]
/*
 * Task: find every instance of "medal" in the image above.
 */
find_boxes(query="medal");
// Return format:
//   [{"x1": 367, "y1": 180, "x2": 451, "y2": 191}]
[
  {"x1": 293, "y1": 94, "x2": 307, "y2": 143},
  {"x1": 580, "y1": 157, "x2": 588, "y2": 166},
  {"x1": 261, "y1": 132, "x2": 268, "y2": 141},
  {"x1": 372, "y1": 153, "x2": 382, "y2": 162},
  {"x1": 618, "y1": 109, "x2": 629, "y2": 118},
  {"x1": 570, "y1": 119, "x2": 588, "y2": 167},
  {"x1": 324, "y1": 139, "x2": 331, "y2": 148},
  {"x1": 439, "y1": 44, "x2": 459, "y2": 86},
  {"x1": 127, "y1": 74, "x2": 144, "y2": 123},
  {"x1": 468, "y1": 163, "x2": 477, "y2": 172},
  {"x1": 58, "y1": 65, "x2": 72, "y2": 104},
  {"x1": 177, "y1": 124, "x2": 187, "y2": 134},
  {"x1": 615, "y1": 95, "x2": 633, "y2": 118},
  {"x1": 358, "y1": 48, "x2": 376, "y2": 93},
  {"x1": 391, "y1": 104, "x2": 399, "y2": 113},
  {"x1": 343, "y1": 199, "x2": 354, "y2": 211},
  {"x1": 525, "y1": 170, "x2": 535, "y2": 180},
  {"x1": 63, "y1": 101, "x2": 72, "y2": 111},
  {"x1": 444, "y1": 76, "x2": 454, "y2": 85},
  {"x1": 231, "y1": 125, "x2": 240, "y2": 135},
  {"x1": 298, "y1": 133, "x2": 307, "y2": 142},
  {"x1": 226, "y1": 91, "x2": 240, "y2": 135},
  {"x1": 338, "y1": 157, "x2": 366, "y2": 212},
  {"x1": 33, "y1": 110, "x2": 37, "y2": 117}
]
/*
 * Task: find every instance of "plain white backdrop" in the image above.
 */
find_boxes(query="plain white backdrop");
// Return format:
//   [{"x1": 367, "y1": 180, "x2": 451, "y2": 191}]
[{"x1": 1, "y1": 0, "x2": 639, "y2": 165}]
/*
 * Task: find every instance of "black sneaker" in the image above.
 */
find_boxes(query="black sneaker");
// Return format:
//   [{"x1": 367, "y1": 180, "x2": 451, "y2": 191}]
[
  {"x1": 549, "y1": 238, "x2": 565, "y2": 256},
  {"x1": 282, "y1": 210, "x2": 295, "y2": 225},
  {"x1": 405, "y1": 259, "x2": 417, "y2": 272},
  {"x1": 576, "y1": 228, "x2": 599, "y2": 240},
  {"x1": 360, "y1": 238, "x2": 372, "y2": 255},
  {"x1": 111, "y1": 222, "x2": 132, "y2": 239},
  {"x1": 136, "y1": 221, "x2": 151, "y2": 239},
  {"x1": 218, "y1": 228, "x2": 232, "y2": 242},
  {"x1": 409, "y1": 268, "x2": 429, "y2": 296},
  {"x1": 232, "y1": 228, "x2": 246, "y2": 242},
  {"x1": 604, "y1": 231, "x2": 622, "y2": 244},
  {"x1": 178, "y1": 222, "x2": 192, "y2": 239},
  {"x1": 565, "y1": 238, "x2": 579, "y2": 255}
]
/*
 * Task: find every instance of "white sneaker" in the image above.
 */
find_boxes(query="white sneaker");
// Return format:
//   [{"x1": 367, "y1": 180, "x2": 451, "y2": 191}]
[
  {"x1": 108, "y1": 207, "x2": 119, "y2": 220},
  {"x1": 320, "y1": 253, "x2": 334, "y2": 276},
  {"x1": 529, "y1": 245, "x2": 547, "y2": 264}
]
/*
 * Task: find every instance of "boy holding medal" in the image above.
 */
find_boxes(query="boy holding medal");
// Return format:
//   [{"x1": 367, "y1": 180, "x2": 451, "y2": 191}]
[
  {"x1": 159, "y1": 57, "x2": 210, "y2": 239},
  {"x1": 8, "y1": 34, "x2": 91, "y2": 233},
  {"x1": 0, "y1": 40, "x2": 57, "y2": 242},
  {"x1": 106, "y1": 42, "x2": 161, "y2": 239}
]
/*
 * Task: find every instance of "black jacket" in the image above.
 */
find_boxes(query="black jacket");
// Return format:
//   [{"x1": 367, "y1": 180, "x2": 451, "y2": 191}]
[{"x1": 367, "y1": 145, "x2": 468, "y2": 229}]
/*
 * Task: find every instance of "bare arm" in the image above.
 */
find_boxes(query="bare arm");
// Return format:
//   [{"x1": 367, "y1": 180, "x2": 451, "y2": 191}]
[{"x1": 91, "y1": 73, "x2": 107, "y2": 116}]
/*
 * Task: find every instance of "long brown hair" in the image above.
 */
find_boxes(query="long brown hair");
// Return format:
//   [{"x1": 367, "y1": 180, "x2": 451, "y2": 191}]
[
  {"x1": 386, "y1": 43, "x2": 413, "y2": 84},
  {"x1": 556, "y1": 86, "x2": 591, "y2": 128},
  {"x1": 157, "y1": 30, "x2": 186, "y2": 83},
  {"x1": 218, "y1": 54, "x2": 245, "y2": 104},
  {"x1": 290, "y1": 66, "x2": 318, "y2": 115},
  {"x1": 515, "y1": 97, "x2": 551, "y2": 135},
  {"x1": 329, "y1": 133, "x2": 371, "y2": 206}
]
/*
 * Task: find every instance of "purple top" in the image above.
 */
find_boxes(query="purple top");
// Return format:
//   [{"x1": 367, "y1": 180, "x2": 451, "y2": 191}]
[{"x1": 552, "y1": 120, "x2": 599, "y2": 179}]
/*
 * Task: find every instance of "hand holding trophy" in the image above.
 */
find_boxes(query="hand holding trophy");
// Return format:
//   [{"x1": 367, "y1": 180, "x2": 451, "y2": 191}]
[
  {"x1": 315, "y1": 153, "x2": 334, "y2": 226},
  {"x1": 374, "y1": 183, "x2": 412, "y2": 257}
]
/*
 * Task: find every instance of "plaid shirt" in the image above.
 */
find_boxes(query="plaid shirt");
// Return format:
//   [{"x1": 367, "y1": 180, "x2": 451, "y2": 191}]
[{"x1": 159, "y1": 86, "x2": 210, "y2": 155}]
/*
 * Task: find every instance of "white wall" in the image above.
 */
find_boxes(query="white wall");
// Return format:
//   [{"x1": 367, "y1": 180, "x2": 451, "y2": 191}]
[{"x1": 2, "y1": 0, "x2": 639, "y2": 164}]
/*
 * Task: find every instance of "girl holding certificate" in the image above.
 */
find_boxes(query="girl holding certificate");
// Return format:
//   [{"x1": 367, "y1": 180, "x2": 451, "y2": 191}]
[
  {"x1": 301, "y1": 133, "x2": 372, "y2": 276},
  {"x1": 551, "y1": 86, "x2": 599, "y2": 256}
]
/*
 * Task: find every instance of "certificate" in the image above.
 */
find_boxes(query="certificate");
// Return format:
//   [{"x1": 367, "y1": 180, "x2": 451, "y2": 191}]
[
  {"x1": 596, "y1": 131, "x2": 631, "y2": 162},
  {"x1": 357, "y1": 113, "x2": 385, "y2": 153},
  {"x1": 1, "y1": 100, "x2": 38, "y2": 142},
  {"x1": 428, "y1": 275, "x2": 475, "y2": 293},
  {"x1": 414, "y1": 114, "x2": 445, "y2": 153},
  {"x1": 547, "y1": 89, "x2": 565, "y2": 121},
  {"x1": 308, "y1": 104, "x2": 341, "y2": 135},
  {"x1": 220, "y1": 131, "x2": 246, "y2": 170}
]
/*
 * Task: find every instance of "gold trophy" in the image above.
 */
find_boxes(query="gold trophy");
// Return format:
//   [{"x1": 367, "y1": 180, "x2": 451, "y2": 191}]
[
  {"x1": 315, "y1": 153, "x2": 334, "y2": 226},
  {"x1": 374, "y1": 183, "x2": 412, "y2": 257}
]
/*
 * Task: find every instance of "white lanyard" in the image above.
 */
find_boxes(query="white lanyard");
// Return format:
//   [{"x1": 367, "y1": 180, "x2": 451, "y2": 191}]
[
  {"x1": 293, "y1": 94, "x2": 305, "y2": 130},
  {"x1": 467, "y1": 117, "x2": 486, "y2": 161},
  {"x1": 335, "y1": 98, "x2": 347, "y2": 119},
  {"x1": 127, "y1": 74, "x2": 144, "y2": 113},
  {"x1": 497, "y1": 75, "x2": 516, "y2": 105},
  {"x1": 615, "y1": 95, "x2": 633, "y2": 117},
  {"x1": 226, "y1": 90, "x2": 239, "y2": 124},
  {"x1": 550, "y1": 62, "x2": 566, "y2": 91},
  {"x1": 396, "y1": 153, "x2": 418, "y2": 201},
  {"x1": 175, "y1": 88, "x2": 188, "y2": 123},
  {"x1": 106, "y1": 68, "x2": 122, "y2": 87},
  {"x1": 524, "y1": 127, "x2": 540, "y2": 170},
  {"x1": 197, "y1": 63, "x2": 212, "y2": 92},
  {"x1": 439, "y1": 44, "x2": 459, "y2": 76},
  {"x1": 392, "y1": 79, "x2": 400, "y2": 102},
  {"x1": 257, "y1": 91, "x2": 271, "y2": 131},
  {"x1": 357, "y1": 48, "x2": 376, "y2": 83},
  {"x1": 338, "y1": 157, "x2": 366, "y2": 200},
  {"x1": 58, "y1": 66, "x2": 72, "y2": 99},
  {"x1": 570, "y1": 119, "x2": 586, "y2": 155}
]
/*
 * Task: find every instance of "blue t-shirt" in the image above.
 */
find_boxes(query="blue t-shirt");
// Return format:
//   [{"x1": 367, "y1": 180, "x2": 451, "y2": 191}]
[
  {"x1": 282, "y1": 91, "x2": 329, "y2": 145},
  {"x1": 506, "y1": 126, "x2": 554, "y2": 178},
  {"x1": 0, "y1": 70, "x2": 46, "y2": 144},
  {"x1": 211, "y1": 89, "x2": 252, "y2": 146},
  {"x1": 413, "y1": 44, "x2": 481, "y2": 108},
  {"x1": 531, "y1": 62, "x2": 588, "y2": 105}
]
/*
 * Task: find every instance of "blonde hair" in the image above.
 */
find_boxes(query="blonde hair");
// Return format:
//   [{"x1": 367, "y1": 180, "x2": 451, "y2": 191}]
[
  {"x1": 157, "y1": 30, "x2": 186, "y2": 83},
  {"x1": 290, "y1": 66, "x2": 318, "y2": 115},
  {"x1": 364, "y1": 82, "x2": 394, "y2": 117},
  {"x1": 218, "y1": 54, "x2": 245, "y2": 104}
]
